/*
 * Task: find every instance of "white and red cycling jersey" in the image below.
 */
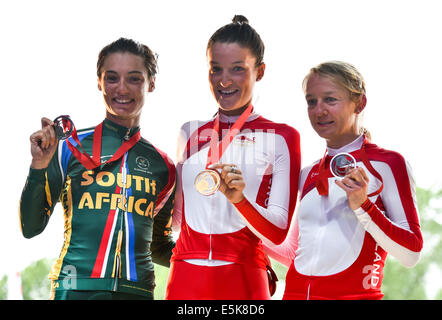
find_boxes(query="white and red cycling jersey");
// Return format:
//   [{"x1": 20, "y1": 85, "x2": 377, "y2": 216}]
[
  {"x1": 265, "y1": 135, "x2": 423, "y2": 299},
  {"x1": 166, "y1": 111, "x2": 301, "y2": 299}
]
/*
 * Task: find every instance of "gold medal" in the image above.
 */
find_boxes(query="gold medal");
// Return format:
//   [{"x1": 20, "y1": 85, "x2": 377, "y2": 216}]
[{"x1": 194, "y1": 169, "x2": 221, "y2": 196}]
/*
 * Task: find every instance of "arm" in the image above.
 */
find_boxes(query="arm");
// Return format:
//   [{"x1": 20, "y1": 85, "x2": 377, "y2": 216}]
[
  {"x1": 150, "y1": 154, "x2": 177, "y2": 267},
  {"x1": 262, "y1": 166, "x2": 311, "y2": 266},
  {"x1": 151, "y1": 188, "x2": 176, "y2": 267},
  {"x1": 171, "y1": 163, "x2": 183, "y2": 232},
  {"x1": 213, "y1": 127, "x2": 301, "y2": 245},
  {"x1": 263, "y1": 212, "x2": 299, "y2": 267},
  {"x1": 19, "y1": 118, "x2": 63, "y2": 238},
  {"x1": 337, "y1": 155, "x2": 423, "y2": 267},
  {"x1": 170, "y1": 122, "x2": 194, "y2": 232}
]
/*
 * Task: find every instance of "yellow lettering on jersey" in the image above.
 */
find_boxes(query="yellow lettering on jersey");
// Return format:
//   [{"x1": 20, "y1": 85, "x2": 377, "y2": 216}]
[
  {"x1": 96, "y1": 171, "x2": 115, "y2": 187},
  {"x1": 132, "y1": 175, "x2": 144, "y2": 191},
  {"x1": 134, "y1": 198, "x2": 147, "y2": 216},
  {"x1": 78, "y1": 192, "x2": 94, "y2": 210},
  {"x1": 117, "y1": 196, "x2": 127, "y2": 211},
  {"x1": 117, "y1": 173, "x2": 132, "y2": 189},
  {"x1": 95, "y1": 192, "x2": 110, "y2": 210},
  {"x1": 126, "y1": 196, "x2": 135, "y2": 213},
  {"x1": 81, "y1": 170, "x2": 94, "y2": 186},
  {"x1": 80, "y1": 170, "x2": 156, "y2": 195},
  {"x1": 145, "y1": 201, "x2": 154, "y2": 218},
  {"x1": 110, "y1": 193, "x2": 123, "y2": 210},
  {"x1": 151, "y1": 180, "x2": 156, "y2": 195}
]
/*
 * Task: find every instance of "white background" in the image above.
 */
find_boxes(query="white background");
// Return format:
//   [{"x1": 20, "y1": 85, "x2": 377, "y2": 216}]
[{"x1": 1, "y1": 0, "x2": 441, "y2": 295}]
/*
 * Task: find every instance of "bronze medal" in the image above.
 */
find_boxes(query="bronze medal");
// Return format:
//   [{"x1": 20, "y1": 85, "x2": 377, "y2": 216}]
[
  {"x1": 194, "y1": 169, "x2": 221, "y2": 196},
  {"x1": 193, "y1": 104, "x2": 253, "y2": 196}
]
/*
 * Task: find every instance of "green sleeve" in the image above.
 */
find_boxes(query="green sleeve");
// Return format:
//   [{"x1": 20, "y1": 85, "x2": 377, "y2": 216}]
[
  {"x1": 19, "y1": 151, "x2": 64, "y2": 238},
  {"x1": 150, "y1": 187, "x2": 176, "y2": 267}
]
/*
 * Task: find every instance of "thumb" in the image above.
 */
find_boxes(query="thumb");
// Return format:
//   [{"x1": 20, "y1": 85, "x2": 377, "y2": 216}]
[{"x1": 41, "y1": 117, "x2": 54, "y2": 128}]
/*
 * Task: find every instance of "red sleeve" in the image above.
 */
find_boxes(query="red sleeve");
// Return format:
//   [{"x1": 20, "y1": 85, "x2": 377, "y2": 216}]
[{"x1": 234, "y1": 126, "x2": 301, "y2": 245}]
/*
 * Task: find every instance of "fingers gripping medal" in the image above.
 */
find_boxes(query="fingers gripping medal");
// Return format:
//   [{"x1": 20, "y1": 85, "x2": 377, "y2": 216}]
[
  {"x1": 194, "y1": 104, "x2": 253, "y2": 196},
  {"x1": 53, "y1": 115, "x2": 74, "y2": 140},
  {"x1": 330, "y1": 152, "x2": 357, "y2": 178}
]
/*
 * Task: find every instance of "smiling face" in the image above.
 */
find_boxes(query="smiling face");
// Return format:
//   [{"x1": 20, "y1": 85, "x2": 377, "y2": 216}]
[
  {"x1": 305, "y1": 74, "x2": 361, "y2": 148},
  {"x1": 207, "y1": 42, "x2": 264, "y2": 115},
  {"x1": 98, "y1": 52, "x2": 154, "y2": 128}
]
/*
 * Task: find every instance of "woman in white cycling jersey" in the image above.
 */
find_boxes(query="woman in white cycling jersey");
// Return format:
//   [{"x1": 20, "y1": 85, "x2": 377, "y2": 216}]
[
  {"x1": 265, "y1": 61, "x2": 423, "y2": 299},
  {"x1": 165, "y1": 15, "x2": 301, "y2": 300}
]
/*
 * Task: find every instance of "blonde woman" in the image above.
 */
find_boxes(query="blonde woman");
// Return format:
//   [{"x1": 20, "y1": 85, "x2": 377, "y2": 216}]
[{"x1": 266, "y1": 61, "x2": 423, "y2": 300}]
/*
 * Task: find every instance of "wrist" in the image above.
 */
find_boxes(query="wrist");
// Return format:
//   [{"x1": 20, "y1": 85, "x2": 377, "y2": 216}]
[
  {"x1": 352, "y1": 198, "x2": 372, "y2": 212},
  {"x1": 230, "y1": 193, "x2": 245, "y2": 204},
  {"x1": 31, "y1": 159, "x2": 50, "y2": 170}
]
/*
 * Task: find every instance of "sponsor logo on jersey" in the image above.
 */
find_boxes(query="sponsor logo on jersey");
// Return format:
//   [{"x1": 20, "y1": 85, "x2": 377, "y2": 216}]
[
  {"x1": 234, "y1": 135, "x2": 256, "y2": 146},
  {"x1": 136, "y1": 156, "x2": 150, "y2": 169}
]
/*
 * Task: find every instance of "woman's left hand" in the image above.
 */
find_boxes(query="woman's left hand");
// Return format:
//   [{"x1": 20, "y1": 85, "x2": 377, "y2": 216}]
[
  {"x1": 335, "y1": 167, "x2": 369, "y2": 210},
  {"x1": 209, "y1": 163, "x2": 245, "y2": 204}
]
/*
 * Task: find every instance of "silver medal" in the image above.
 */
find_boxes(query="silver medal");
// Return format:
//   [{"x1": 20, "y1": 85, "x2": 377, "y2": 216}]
[{"x1": 330, "y1": 152, "x2": 357, "y2": 178}]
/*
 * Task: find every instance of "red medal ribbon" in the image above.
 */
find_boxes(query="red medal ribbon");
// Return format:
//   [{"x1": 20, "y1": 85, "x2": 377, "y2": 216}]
[
  {"x1": 315, "y1": 151, "x2": 332, "y2": 196},
  {"x1": 206, "y1": 104, "x2": 253, "y2": 168},
  {"x1": 355, "y1": 140, "x2": 384, "y2": 197},
  {"x1": 66, "y1": 121, "x2": 141, "y2": 170}
]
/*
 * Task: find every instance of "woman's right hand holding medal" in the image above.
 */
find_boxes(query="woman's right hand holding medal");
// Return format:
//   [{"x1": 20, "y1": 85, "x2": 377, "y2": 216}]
[
  {"x1": 30, "y1": 117, "x2": 58, "y2": 169},
  {"x1": 209, "y1": 163, "x2": 245, "y2": 204}
]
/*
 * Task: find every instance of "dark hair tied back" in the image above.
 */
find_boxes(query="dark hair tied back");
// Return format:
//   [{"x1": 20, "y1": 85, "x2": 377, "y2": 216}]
[
  {"x1": 97, "y1": 37, "x2": 158, "y2": 81},
  {"x1": 207, "y1": 15, "x2": 264, "y2": 66},
  {"x1": 232, "y1": 15, "x2": 249, "y2": 24}
]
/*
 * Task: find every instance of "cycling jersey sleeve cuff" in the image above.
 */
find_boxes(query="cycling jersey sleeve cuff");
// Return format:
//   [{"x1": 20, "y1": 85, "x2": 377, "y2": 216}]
[{"x1": 353, "y1": 198, "x2": 373, "y2": 216}]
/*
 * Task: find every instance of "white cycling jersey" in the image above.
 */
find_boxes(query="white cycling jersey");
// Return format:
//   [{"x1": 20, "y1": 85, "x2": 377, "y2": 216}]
[
  {"x1": 171, "y1": 111, "x2": 301, "y2": 267},
  {"x1": 265, "y1": 135, "x2": 423, "y2": 299}
]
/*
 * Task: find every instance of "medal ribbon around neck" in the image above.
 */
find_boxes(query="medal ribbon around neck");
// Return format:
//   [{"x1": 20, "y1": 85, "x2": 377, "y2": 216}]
[
  {"x1": 66, "y1": 121, "x2": 141, "y2": 170},
  {"x1": 194, "y1": 104, "x2": 253, "y2": 196},
  {"x1": 206, "y1": 104, "x2": 253, "y2": 168}
]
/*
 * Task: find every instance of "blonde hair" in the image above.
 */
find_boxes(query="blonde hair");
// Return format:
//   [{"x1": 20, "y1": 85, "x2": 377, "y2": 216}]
[{"x1": 303, "y1": 61, "x2": 371, "y2": 141}]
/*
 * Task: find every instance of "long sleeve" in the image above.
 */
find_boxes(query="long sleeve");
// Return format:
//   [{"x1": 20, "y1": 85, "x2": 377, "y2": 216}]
[
  {"x1": 354, "y1": 155, "x2": 423, "y2": 267},
  {"x1": 19, "y1": 147, "x2": 64, "y2": 238},
  {"x1": 262, "y1": 213, "x2": 299, "y2": 267},
  {"x1": 151, "y1": 188, "x2": 176, "y2": 267},
  {"x1": 151, "y1": 151, "x2": 177, "y2": 267},
  {"x1": 170, "y1": 124, "x2": 189, "y2": 233},
  {"x1": 233, "y1": 127, "x2": 301, "y2": 245},
  {"x1": 262, "y1": 166, "x2": 311, "y2": 266}
]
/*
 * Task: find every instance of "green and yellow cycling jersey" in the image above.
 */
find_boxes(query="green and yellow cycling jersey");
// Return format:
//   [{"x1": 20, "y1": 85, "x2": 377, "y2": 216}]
[{"x1": 19, "y1": 118, "x2": 176, "y2": 298}]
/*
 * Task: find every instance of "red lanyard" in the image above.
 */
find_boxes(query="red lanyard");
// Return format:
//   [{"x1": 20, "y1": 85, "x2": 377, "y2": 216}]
[
  {"x1": 315, "y1": 150, "x2": 331, "y2": 196},
  {"x1": 66, "y1": 121, "x2": 140, "y2": 170},
  {"x1": 315, "y1": 139, "x2": 384, "y2": 197},
  {"x1": 205, "y1": 104, "x2": 253, "y2": 168}
]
